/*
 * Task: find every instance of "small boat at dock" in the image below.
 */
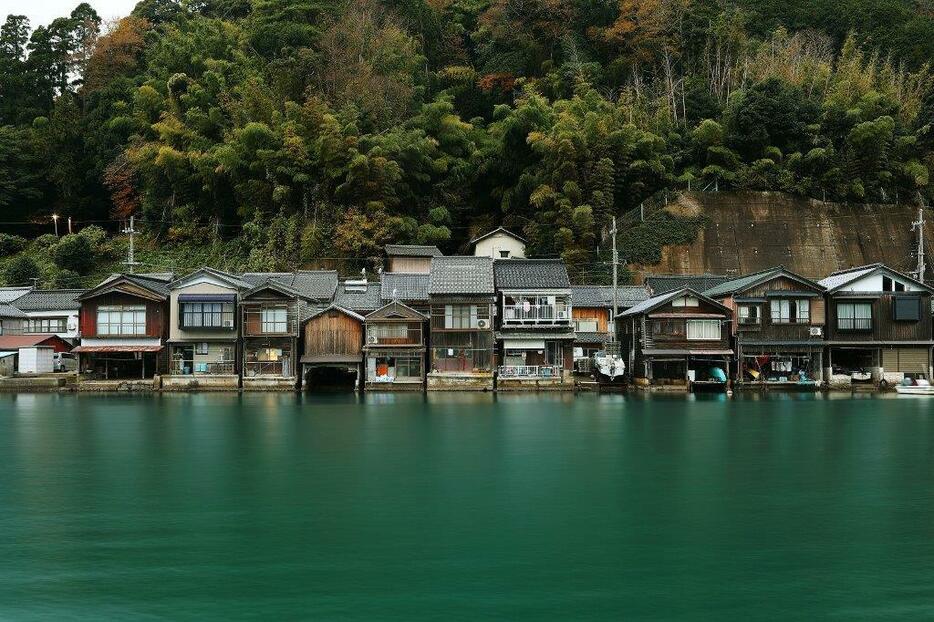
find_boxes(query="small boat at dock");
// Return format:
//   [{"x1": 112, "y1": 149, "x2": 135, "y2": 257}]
[{"x1": 895, "y1": 379, "x2": 934, "y2": 395}]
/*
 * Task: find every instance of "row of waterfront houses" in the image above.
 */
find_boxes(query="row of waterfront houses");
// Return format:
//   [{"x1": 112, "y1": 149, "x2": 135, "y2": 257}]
[{"x1": 0, "y1": 227, "x2": 931, "y2": 390}]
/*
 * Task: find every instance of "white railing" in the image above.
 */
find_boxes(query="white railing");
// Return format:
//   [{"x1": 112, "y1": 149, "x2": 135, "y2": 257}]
[
  {"x1": 502, "y1": 304, "x2": 571, "y2": 325},
  {"x1": 498, "y1": 365, "x2": 562, "y2": 379}
]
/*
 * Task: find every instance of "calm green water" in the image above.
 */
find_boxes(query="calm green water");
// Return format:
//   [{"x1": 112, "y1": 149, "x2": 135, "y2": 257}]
[{"x1": 1, "y1": 393, "x2": 934, "y2": 620}]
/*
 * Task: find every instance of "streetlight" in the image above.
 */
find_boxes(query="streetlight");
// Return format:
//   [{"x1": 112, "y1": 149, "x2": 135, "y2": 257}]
[{"x1": 52, "y1": 214, "x2": 59, "y2": 236}]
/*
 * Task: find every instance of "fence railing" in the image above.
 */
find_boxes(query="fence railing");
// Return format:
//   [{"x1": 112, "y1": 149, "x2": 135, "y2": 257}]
[
  {"x1": 497, "y1": 365, "x2": 562, "y2": 379},
  {"x1": 243, "y1": 361, "x2": 294, "y2": 378},
  {"x1": 171, "y1": 361, "x2": 236, "y2": 376},
  {"x1": 502, "y1": 304, "x2": 571, "y2": 325}
]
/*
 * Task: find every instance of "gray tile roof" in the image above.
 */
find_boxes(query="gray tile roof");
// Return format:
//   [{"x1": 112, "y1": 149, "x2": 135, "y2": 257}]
[
  {"x1": 570, "y1": 285, "x2": 649, "y2": 309},
  {"x1": 704, "y1": 267, "x2": 825, "y2": 298},
  {"x1": 574, "y1": 331, "x2": 611, "y2": 344},
  {"x1": 174, "y1": 267, "x2": 252, "y2": 290},
  {"x1": 0, "y1": 287, "x2": 31, "y2": 304},
  {"x1": 125, "y1": 274, "x2": 172, "y2": 297},
  {"x1": 494, "y1": 259, "x2": 570, "y2": 290},
  {"x1": 334, "y1": 282, "x2": 383, "y2": 312},
  {"x1": 241, "y1": 271, "x2": 339, "y2": 300},
  {"x1": 429, "y1": 256, "x2": 494, "y2": 295},
  {"x1": 381, "y1": 273, "x2": 430, "y2": 301},
  {"x1": 0, "y1": 303, "x2": 27, "y2": 318},
  {"x1": 12, "y1": 289, "x2": 84, "y2": 312},
  {"x1": 385, "y1": 244, "x2": 443, "y2": 257},
  {"x1": 645, "y1": 274, "x2": 733, "y2": 295}
]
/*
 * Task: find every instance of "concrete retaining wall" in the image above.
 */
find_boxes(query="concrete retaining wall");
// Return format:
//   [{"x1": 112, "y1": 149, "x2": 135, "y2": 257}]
[
  {"x1": 243, "y1": 377, "x2": 297, "y2": 391},
  {"x1": 427, "y1": 373, "x2": 494, "y2": 391},
  {"x1": 162, "y1": 375, "x2": 240, "y2": 391}
]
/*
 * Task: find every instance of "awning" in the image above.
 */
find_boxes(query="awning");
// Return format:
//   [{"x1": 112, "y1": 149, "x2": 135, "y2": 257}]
[
  {"x1": 648, "y1": 313, "x2": 725, "y2": 319},
  {"x1": 504, "y1": 339, "x2": 546, "y2": 350},
  {"x1": 72, "y1": 345, "x2": 164, "y2": 353},
  {"x1": 643, "y1": 349, "x2": 733, "y2": 356},
  {"x1": 178, "y1": 294, "x2": 236, "y2": 303}
]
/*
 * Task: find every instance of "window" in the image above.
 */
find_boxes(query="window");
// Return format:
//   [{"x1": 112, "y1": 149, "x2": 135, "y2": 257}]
[
  {"x1": 770, "y1": 299, "x2": 810, "y2": 324},
  {"x1": 653, "y1": 320, "x2": 685, "y2": 337},
  {"x1": 195, "y1": 342, "x2": 209, "y2": 355},
  {"x1": 574, "y1": 318, "x2": 599, "y2": 332},
  {"x1": 261, "y1": 307, "x2": 288, "y2": 333},
  {"x1": 258, "y1": 348, "x2": 283, "y2": 362},
  {"x1": 672, "y1": 296, "x2": 699, "y2": 307},
  {"x1": 837, "y1": 302, "x2": 872, "y2": 330},
  {"x1": 24, "y1": 318, "x2": 68, "y2": 333},
  {"x1": 181, "y1": 302, "x2": 234, "y2": 329},
  {"x1": 883, "y1": 276, "x2": 893, "y2": 291},
  {"x1": 895, "y1": 281, "x2": 906, "y2": 292},
  {"x1": 444, "y1": 304, "x2": 478, "y2": 329},
  {"x1": 893, "y1": 297, "x2": 921, "y2": 321},
  {"x1": 499, "y1": 250, "x2": 510, "y2": 258},
  {"x1": 687, "y1": 319, "x2": 720, "y2": 340},
  {"x1": 97, "y1": 305, "x2": 146, "y2": 335},
  {"x1": 738, "y1": 305, "x2": 759, "y2": 324}
]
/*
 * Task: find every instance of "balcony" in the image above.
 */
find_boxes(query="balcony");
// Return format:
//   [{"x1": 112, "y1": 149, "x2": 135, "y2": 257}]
[
  {"x1": 502, "y1": 303, "x2": 571, "y2": 327},
  {"x1": 497, "y1": 365, "x2": 562, "y2": 379},
  {"x1": 365, "y1": 324, "x2": 423, "y2": 347}
]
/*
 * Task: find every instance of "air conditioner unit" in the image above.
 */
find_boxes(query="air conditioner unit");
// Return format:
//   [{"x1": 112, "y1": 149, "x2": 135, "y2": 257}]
[
  {"x1": 223, "y1": 319, "x2": 234, "y2": 329},
  {"x1": 557, "y1": 310, "x2": 569, "y2": 320},
  {"x1": 476, "y1": 319, "x2": 490, "y2": 329},
  {"x1": 809, "y1": 326, "x2": 823, "y2": 337},
  {"x1": 367, "y1": 335, "x2": 379, "y2": 344}
]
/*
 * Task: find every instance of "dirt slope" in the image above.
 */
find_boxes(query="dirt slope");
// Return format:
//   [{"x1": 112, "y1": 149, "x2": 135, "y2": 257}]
[{"x1": 631, "y1": 191, "x2": 932, "y2": 280}]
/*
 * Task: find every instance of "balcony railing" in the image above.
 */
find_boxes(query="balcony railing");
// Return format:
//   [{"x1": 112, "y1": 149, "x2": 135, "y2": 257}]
[
  {"x1": 366, "y1": 325, "x2": 423, "y2": 346},
  {"x1": 498, "y1": 365, "x2": 562, "y2": 379},
  {"x1": 170, "y1": 361, "x2": 236, "y2": 376},
  {"x1": 502, "y1": 304, "x2": 571, "y2": 326},
  {"x1": 243, "y1": 361, "x2": 294, "y2": 378}
]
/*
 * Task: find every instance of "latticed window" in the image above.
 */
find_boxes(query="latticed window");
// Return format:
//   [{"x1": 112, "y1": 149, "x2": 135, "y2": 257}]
[
  {"x1": 261, "y1": 307, "x2": 288, "y2": 333},
  {"x1": 181, "y1": 302, "x2": 234, "y2": 328},
  {"x1": 97, "y1": 305, "x2": 146, "y2": 335}
]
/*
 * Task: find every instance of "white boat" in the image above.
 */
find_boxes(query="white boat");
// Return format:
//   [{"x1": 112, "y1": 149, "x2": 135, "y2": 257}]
[
  {"x1": 592, "y1": 351, "x2": 626, "y2": 383},
  {"x1": 895, "y1": 380, "x2": 934, "y2": 395}
]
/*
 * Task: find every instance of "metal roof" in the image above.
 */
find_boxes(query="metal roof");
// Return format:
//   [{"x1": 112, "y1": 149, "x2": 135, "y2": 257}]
[
  {"x1": 384, "y1": 244, "x2": 443, "y2": 258},
  {"x1": 703, "y1": 267, "x2": 824, "y2": 298},
  {"x1": 619, "y1": 287, "x2": 730, "y2": 317},
  {"x1": 429, "y1": 256, "x2": 494, "y2": 295},
  {"x1": 645, "y1": 273, "x2": 733, "y2": 295},
  {"x1": 12, "y1": 289, "x2": 84, "y2": 312},
  {"x1": 381, "y1": 273, "x2": 430, "y2": 301},
  {"x1": 570, "y1": 285, "x2": 649, "y2": 308},
  {"x1": 494, "y1": 259, "x2": 570, "y2": 290}
]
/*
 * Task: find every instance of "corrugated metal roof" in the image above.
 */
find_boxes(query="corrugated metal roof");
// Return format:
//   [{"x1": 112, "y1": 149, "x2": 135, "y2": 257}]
[
  {"x1": 429, "y1": 256, "x2": 494, "y2": 295},
  {"x1": 494, "y1": 259, "x2": 570, "y2": 290}
]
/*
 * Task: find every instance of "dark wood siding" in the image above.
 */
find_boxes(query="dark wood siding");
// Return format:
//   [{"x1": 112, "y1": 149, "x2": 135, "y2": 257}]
[
  {"x1": 304, "y1": 311, "x2": 363, "y2": 357},
  {"x1": 80, "y1": 293, "x2": 166, "y2": 339},
  {"x1": 825, "y1": 293, "x2": 932, "y2": 342}
]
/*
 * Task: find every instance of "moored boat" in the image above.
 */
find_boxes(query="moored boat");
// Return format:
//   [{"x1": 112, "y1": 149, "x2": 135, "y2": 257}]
[{"x1": 895, "y1": 379, "x2": 934, "y2": 395}]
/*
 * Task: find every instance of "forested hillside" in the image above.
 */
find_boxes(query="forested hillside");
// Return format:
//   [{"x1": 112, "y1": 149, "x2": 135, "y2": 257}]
[{"x1": 1, "y1": 0, "x2": 933, "y2": 285}]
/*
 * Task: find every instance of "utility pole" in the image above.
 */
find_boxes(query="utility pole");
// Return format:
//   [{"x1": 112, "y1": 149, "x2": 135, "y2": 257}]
[
  {"x1": 913, "y1": 206, "x2": 926, "y2": 283},
  {"x1": 610, "y1": 216, "x2": 618, "y2": 342},
  {"x1": 123, "y1": 215, "x2": 140, "y2": 274}
]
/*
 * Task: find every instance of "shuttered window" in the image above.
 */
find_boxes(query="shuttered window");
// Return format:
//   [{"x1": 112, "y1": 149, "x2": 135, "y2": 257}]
[{"x1": 892, "y1": 297, "x2": 920, "y2": 321}]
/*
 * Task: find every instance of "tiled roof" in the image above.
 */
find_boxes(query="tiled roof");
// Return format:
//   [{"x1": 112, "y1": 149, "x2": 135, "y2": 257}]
[
  {"x1": 620, "y1": 287, "x2": 726, "y2": 317},
  {"x1": 384, "y1": 244, "x2": 442, "y2": 257},
  {"x1": 0, "y1": 287, "x2": 31, "y2": 304},
  {"x1": 334, "y1": 282, "x2": 383, "y2": 312},
  {"x1": 381, "y1": 273, "x2": 430, "y2": 301},
  {"x1": 241, "y1": 271, "x2": 339, "y2": 300},
  {"x1": 174, "y1": 267, "x2": 252, "y2": 290},
  {"x1": 574, "y1": 331, "x2": 611, "y2": 344},
  {"x1": 125, "y1": 274, "x2": 172, "y2": 297},
  {"x1": 429, "y1": 256, "x2": 494, "y2": 295},
  {"x1": 570, "y1": 285, "x2": 649, "y2": 308},
  {"x1": 0, "y1": 303, "x2": 27, "y2": 318},
  {"x1": 645, "y1": 273, "x2": 733, "y2": 295},
  {"x1": 12, "y1": 289, "x2": 84, "y2": 312},
  {"x1": 494, "y1": 259, "x2": 570, "y2": 290}
]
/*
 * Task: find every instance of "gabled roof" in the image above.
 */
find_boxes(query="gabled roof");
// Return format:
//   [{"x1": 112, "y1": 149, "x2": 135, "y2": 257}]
[
  {"x1": 644, "y1": 273, "x2": 733, "y2": 295},
  {"x1": 570, "y1": 285, "x2": 650, "y2": 308},
  {"x1": 0, "y1": 303, "x2": 27, "y2": 318},
  {"x1": 619, "y1": 287, "x2": 730, "y2": 317},
  {"x1": 384, "y1": 244, "x2": 442, "y2": 258},
  {"x1": 817, "y1": 263, "x2": 934, "y2": 293},
  {"x1": 79, "y1": 273, "x2": 170, "y2": 301},
  {"x1": 365, "y1": 300, "x2": 428, "y2": 321},
  {"x1": 241, "y1": 280, "x2": 301, "y2": 299},
  {"x1": 334, "y1": 282, "x2": 383, "y2": 312},
  {"x1": 494, "y1": 259, "x2": 570, "y2": 290},
  {"x1": 12, "y1": 289, "x2": 84, "y2": 312},
  {"x1": 470, "y1": 226, "x2": 527, "y2": 245},
  {"x1": 242, "y1": 271, "x2": 339, "y2": 300},
  {"x1": 0, "y1": 287, "x2": 32, "y2": 304},
  {"x1": 303, "y1": 304, "x2": 365, "y2": 323},
  {"x1": 382, "y1": 272, "x2": 430, "y2": 301},
  {"x1": 0, "y1": 334, "x2": 70, "y2": 349},
  {"x1": 429, "y1": 256, "x2": 494, "y2": 295},
  {"x1": 703, "y1": 267, "x2": 824, "y2": 299},
  {"x1": 171, "y1": 267, "x2": 251, "y2": 291}
]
